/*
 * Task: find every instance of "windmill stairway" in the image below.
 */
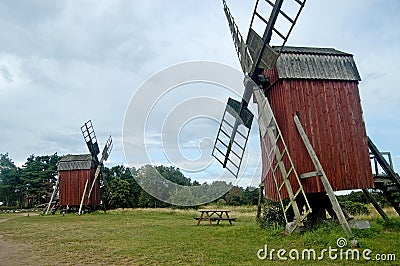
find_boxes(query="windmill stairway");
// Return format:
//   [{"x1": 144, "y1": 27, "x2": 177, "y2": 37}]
[{"x1": 368, "y1": 137, "x2": 400, "y2": 215}]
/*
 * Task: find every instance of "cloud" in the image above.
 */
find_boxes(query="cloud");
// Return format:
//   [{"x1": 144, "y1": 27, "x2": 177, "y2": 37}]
[
  {"x1": 0, "y1": 0, "x2": 399, "y2": 185},
  {"x1": 0, "y1": 65, "x2": 12, "y2": 82}
]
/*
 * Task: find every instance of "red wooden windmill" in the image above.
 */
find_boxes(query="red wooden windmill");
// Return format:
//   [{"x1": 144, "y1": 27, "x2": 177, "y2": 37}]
[{"x1": 212, "y1": 0, "x2": 400, "y2": 242}]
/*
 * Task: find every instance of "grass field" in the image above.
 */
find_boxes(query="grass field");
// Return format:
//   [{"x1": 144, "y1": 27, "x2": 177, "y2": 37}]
[{"x1": 0, "y1": 206, "x2": 399, "y2": 265}]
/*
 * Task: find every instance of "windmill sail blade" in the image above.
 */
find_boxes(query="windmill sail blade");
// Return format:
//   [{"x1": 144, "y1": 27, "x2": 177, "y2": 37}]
[
  {"x1": 212, "y1": 97, "x2": 254, "y2": 178},
  {"x1": 215, "y1": 0, "x2": 307, "y2": 178},
  {"x1": 101, "y1": 136, "x2": 113, "y2": 163},
  {"x1": 212, "y1": 77, "x2": 254, "y2": 177},
  {"x1": 247, "y1": 29, "x2": 278, "y2": 72},
  {"x1": 226, "y1": 98, "x2": 254, "y2": 129},
  {"x1": 87, "y1": 136, "x2": 113, "y2": 200},
  {"x1": 247, "y1": 0, "x2": 306, "y2": 72},
  {"x1": 222, "y1": 0, "x2": 252, "y2": 74},
  {"x1": 81, "y1": 120, "x2": 100, "y2": 158}
]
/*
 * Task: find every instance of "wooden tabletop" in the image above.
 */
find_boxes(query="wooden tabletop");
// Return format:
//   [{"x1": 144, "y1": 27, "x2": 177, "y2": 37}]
[{"x1": 198, "y1": 210, "x2": 230, "y2": 212}]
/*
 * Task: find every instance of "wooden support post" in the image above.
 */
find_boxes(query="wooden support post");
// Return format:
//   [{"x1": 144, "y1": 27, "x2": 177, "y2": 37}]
[
  {"x1": 87, "y1": 163, "x2": 102, "y2": 200},
  {"x1": 362, "y1": 189, "x2": 388, "y2": 221},
  {"x1": 78, "y1": 179, "x2": 89, "y2": 215},
  {"x1": 294, "y1": 115, "x2": 357, "y2": 245},
  {"x1": 45, "y1": 179, "x2": 59, "y2": 215},
  {"x1": 257, "y1": 183, "x2": 264, "y2": 219}
]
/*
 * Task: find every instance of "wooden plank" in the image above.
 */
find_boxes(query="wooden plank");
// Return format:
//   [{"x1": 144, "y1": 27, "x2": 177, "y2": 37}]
[
  {"x1": 362, "y1": 189, "x2": 388, "y2": 221},
  {"x1": 199, "y1": 210, "x2": 230, "y2": 212},
  {"x1": 256, "y1": 183, "x2": 264, "y2": 219},
  {"x1": 197, "y1": 211, "x2": 204, "y2": 225},
  {"x1": 78, "y1": 178, "x2": 89, "y2": 215},
  {"x1": 87, "y1": 164, "x2": 101, "y2": 201},
  {"x1": 194, "y1": 218, "x2": 236, "y2": 221},
  {"x1": 45, "y1": 179, "x2": 59, "y2": 215},
  {"x1": 300, "y1": 171, "x2": 322, "y2": 179}
]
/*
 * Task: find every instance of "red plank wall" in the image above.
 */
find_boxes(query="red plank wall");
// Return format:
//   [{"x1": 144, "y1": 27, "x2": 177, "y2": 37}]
[
  {"x1": 59, "y1": 169, "x2": 100, "y2": 207},
  {"x1": 262, "y1": 68, "x2": 374, "y2": 201}
]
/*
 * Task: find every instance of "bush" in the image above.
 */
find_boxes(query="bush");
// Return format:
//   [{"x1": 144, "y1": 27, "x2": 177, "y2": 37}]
[
  {"x1": 216, "y1": 198, "x2": 227, "y2": 206},
  {"x1": 257, "y1": 200, "x2": 286, "y2": 229},
  {"x1": 369, "y1": 191, "x2": 390, "y2": 208},
  {"x1": 341, "y1": 201, "x2": 370, "y2": 216}
]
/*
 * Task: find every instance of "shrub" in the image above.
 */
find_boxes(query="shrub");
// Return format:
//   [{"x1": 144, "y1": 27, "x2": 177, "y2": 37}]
[
  {"x1": 257, "y1": 200, "x2": 286, "y2": 229},
  {"x1": 216, "y1": 198, "x2": 227, "y2": 206},
  {"x1": 341, "y1": 201, "x2": 370, "y2": 216},
  {"x1": 338, "y1": 191, "x2": 368, "y2": 204}
]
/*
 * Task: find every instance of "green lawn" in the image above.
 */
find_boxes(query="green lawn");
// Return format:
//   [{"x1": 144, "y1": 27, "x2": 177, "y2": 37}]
[{"x1": 0, "y1": 206, "x2": 398, "y2": 265}]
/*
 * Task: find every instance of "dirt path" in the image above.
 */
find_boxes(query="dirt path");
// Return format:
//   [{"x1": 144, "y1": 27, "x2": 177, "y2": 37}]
[{"x1": 0, "y1": 215, "x2": 35, "y2": 266}]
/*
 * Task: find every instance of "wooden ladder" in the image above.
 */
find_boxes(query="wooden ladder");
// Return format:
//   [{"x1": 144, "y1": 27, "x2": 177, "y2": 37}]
[{"x1": 254, "y1": 88, "x2": 311, "y2": 232}]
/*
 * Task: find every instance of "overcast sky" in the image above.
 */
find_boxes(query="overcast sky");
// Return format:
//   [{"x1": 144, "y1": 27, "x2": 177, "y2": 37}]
[{"x1": 0, "y1": 0, "x2": 399, "y2": 186}]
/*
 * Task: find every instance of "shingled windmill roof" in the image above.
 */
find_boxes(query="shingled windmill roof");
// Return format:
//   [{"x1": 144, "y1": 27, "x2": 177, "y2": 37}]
[
  {"x1": 58, "y1": 154, "x2": 97, "y2": 171},
  {"x1": 274, "y1": 46, "x2": 361, "y2": 81}
]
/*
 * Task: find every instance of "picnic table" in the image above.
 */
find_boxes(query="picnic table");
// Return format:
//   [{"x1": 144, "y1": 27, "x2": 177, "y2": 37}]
[{"x1": 194, "y1": 210, "x2": 236, "y2": 225}]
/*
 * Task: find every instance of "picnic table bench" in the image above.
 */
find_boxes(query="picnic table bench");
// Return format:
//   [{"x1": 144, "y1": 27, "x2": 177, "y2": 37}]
[{"x1": 194, "y1": 210, "x2": 236, "y2": 225}]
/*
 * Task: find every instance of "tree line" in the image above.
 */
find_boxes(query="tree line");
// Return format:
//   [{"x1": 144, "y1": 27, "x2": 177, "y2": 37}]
[
  {"x1": 0, "y1": 153, "x2": 259, "y2": 209},
  {"x1": 0, "y1": 153, "x2": 59, "y2": 207}
]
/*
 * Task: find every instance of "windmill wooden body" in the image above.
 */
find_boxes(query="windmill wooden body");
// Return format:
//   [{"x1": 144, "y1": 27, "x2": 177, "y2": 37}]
[
  {"x1": 58, "y1": 154, "x2": 101, "y2": 209},
  {"x1": 261, "y1": 47, "x2": 374, "y2": 201}
]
